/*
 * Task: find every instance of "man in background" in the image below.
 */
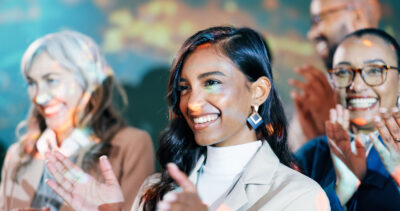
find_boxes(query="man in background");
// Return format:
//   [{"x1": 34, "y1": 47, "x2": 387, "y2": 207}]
[{"x1": 288, "y1": 0, "x2": 382, "y2": 151}]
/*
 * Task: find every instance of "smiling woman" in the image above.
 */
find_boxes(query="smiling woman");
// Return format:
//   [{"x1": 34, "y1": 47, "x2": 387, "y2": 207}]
[{"x1": 0, "y1": 31, "x2": 154, "y2": 211}]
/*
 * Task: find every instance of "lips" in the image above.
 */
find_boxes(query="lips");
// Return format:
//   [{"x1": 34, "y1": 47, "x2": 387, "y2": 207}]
[
  {"x1": 347, "y1": 97, "x2": 378, "y2": 111},
  {"x1": 192, "y1": 114, "x2": 219, "y2": 130},
  {"x1": 42, "y1": 104, "x2": 64, "y2": 117}
]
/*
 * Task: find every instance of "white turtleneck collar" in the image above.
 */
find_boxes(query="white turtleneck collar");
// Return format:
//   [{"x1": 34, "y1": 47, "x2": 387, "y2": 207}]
[{"x1": 198, "y1": 140, "x2": 262, "y2": 205}]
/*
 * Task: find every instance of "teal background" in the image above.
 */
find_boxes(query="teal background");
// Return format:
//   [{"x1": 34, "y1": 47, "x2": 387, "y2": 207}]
[{"x1": 0, "y1": 0, "x2": 399, "y2": 168}]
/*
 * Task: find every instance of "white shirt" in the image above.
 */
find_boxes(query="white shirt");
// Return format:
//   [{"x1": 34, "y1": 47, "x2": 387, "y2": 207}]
[{"x1": 197, "y1": 141, "x2": 262, "y2": 206}]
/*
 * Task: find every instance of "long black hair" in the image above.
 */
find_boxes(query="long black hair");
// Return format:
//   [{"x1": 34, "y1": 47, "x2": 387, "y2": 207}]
[{"x1": 142, "y1": 26, "x2": 294, "y2": 210}]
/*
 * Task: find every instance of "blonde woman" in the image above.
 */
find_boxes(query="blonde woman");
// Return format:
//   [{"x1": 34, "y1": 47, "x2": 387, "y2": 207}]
[{"x1": 0, "y1": 31, "x2": 154, "y2": 211}]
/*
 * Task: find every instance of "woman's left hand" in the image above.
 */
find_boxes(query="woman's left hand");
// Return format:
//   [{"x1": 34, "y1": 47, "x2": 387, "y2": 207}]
[
  {"x1": 45, "y1": 151, "x2": 124, "y2": 211},
  {"x1": 371, "y1": 107, "x2": 400, "y2": 187},
  {"x1": 157, "y1": 163, "x2": 207, "y2": 211}
]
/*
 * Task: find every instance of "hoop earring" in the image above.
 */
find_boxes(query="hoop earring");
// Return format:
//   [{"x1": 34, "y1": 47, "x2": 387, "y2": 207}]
[{"x1": 247, "y1": 105, "x2": 263, "y2": 130}]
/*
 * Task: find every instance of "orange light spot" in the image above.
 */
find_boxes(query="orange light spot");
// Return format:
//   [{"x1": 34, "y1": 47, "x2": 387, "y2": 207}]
[
  {"x1": 196, "y1": 43, "x2": 211, "y2": 50},
  {"x1": 188, "y1": 103, "x2": 202, "y2": 115},
  {"x1": 362, "y1": 39, "x2": 373, "y2": 47},
  {"x1": 352, "y1": 118, "x2": 367, "y2": 126}
]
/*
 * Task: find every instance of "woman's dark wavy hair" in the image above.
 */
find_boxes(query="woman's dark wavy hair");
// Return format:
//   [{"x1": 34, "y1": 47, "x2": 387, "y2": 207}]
[
  {"x1": 340, "y1": 28, "x2": 400, "y2": 67},
  {"x1": 142, "y1": 26, "x2": 294, "y2": 210}
]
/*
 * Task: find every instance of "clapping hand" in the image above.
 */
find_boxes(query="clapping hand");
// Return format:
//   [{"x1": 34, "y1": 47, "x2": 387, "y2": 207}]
[
  {"x1": 157, "y1": 163, "x2": 207, "y2": 211},
  {"x1": 371, "y1": 107, "x2": 400, "y2": 187},
  {"x1": 325, "y1": 105, "x2": 366, "y2": 205},
  {"x1": 45, "y1": 151, "x2": 124, "y2": 211},
  {"x1": 290, "y1": 65, "x2": 336, "y2": 141}
]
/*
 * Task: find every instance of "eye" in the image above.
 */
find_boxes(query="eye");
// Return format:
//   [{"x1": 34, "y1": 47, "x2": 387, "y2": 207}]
[
  {"x1": 333, "y1": 67, "x2": 351, "y2": 78},
  {"x1": 204, "y1": 79, "x2": 221, "y2": 86},
  {"x1": 364, "y1": 65, "x2": 384, "y2": 76},
  {"x1": 46, "y1": 77, "x2": 58, "y2": 85},
  {"x1": 177, "y1": 83, "x2": 190, "y2": 95}
]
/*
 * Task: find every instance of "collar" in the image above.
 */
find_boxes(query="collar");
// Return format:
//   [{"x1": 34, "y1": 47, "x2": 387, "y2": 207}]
[
  {"x1": 188, "y1": 141, "x2": 280, "y2": 210},
  {"x1": 36, "y1": 128, "x2": 92, "y2": 157}
]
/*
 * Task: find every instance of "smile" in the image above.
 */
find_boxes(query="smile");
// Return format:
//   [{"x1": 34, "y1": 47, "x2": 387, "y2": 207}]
[
  {"x1": 192, "y1": 114, "x2": 219, "y2": 130},
  {"x1": 347, "y1": 97, "x2": 378, "y2": 110},
  {"x1": 43, "y1": 104, "x2": 63, "y2": 116}
]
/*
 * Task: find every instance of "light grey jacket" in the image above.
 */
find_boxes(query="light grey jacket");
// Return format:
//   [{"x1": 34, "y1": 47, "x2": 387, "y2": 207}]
[{"x1": 132, "y1": 141, "x2": 330, "y2": 211}]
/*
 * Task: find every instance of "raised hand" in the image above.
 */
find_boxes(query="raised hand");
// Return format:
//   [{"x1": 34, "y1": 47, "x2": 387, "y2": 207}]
[
  {"x1": 325, "y1": 105, "x2": 366, "y2": 205},
  {"x1": 289, "y1": 65, "x2": 336, "y2": 141},
  {"x1": 45, "y1": 151, "x2": 124, "y2": 211},
  {"x1": 371, "y1": 107, "x2": 400, "y2": 187},
  {"x1": 157, "y1": 163, "x2": 207, "y2": 211}
]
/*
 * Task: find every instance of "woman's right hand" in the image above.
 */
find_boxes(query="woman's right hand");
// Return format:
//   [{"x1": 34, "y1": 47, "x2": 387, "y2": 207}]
[
  {"x1": 371, "y1": 107, "x2": 400, "y2": 188},
  {"x1": 325, "y1": 105, "x2": 366, "y2": 205},
  {"x1": 45, "y1": 151, "x2": 124, "y2": 211}
]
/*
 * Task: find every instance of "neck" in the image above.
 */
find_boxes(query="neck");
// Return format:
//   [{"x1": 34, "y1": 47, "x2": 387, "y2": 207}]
[
  {"x1": 214, "y1": 126, "x2": 258, "y2": 147},
  {"x1": 53, "y1": 126, "x2": 75, "y2": 146}
]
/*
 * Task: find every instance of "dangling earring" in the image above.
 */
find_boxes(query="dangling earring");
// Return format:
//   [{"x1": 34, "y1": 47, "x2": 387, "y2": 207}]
[{"x1": 247, "y1": 105, "x2": 263, "y2": 130}]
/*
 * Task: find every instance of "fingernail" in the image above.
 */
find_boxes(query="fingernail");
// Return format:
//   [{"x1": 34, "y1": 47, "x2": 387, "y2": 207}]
[
  {"x1": 379, "y1": 107, "x2": 388, "y2": 113},
  {"x1": 374, "y1": 115, "x2": 381, "y2": 122},
  {"x1": 167, "y1": 163, "x2": 178, "y2": 170},
  {"x1": 100, "y1": 155, "x2": 108, "y2": 161},
  {"x1": 392, "y1": 107, "x2": 399, "y2": 113}
]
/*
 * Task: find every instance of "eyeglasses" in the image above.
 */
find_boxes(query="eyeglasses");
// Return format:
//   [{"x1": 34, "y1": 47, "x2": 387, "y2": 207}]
[
  {"x1": 328, "y1": 64, "x2": 400, "y2": 88},
  {"x1": 311, "y1": 4, "x2": 354, "y2": 26}
]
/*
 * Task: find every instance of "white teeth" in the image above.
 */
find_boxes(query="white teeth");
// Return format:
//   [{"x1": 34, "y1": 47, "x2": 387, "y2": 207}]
[
  {"x1": 44, "y1": 104, "x2": 63, "y2": 115},
  {"x1": 193, "y1": 114, "x2": 218, "y2": 124},
  {"x1": 348, "y1": 98, "x2": 377, "y2": 108}
]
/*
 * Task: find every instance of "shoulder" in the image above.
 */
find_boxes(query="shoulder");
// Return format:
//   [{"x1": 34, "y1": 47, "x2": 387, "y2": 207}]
[
  {"x1": 266, "y1": 164, "x2": 330, "y2": 210},
  {"x1": 110, "y1": 127, "x2": 153, "y2": 150},
  {"x1": 3, "y1": 142, "x2": 24, "y2": 167}
]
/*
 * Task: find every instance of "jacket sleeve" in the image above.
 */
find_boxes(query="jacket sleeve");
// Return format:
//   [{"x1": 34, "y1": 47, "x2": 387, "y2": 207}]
[
  {"x1": 283, "y1": 186, "x2": 330, "y2": 211},
  {"x1": 110, "y1": 127, "x2": 155, "y2": 211}
]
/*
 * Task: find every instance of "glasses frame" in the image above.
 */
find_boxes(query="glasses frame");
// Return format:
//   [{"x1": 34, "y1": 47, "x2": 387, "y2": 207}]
[
  {"x1": 311, "y1": 4, "x2": 355, "y2": 26},
  {"x1": 328, "y1": 64, "x2": 400, "y2": 88}
]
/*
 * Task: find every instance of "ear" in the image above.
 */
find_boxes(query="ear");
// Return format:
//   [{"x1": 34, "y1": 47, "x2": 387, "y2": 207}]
[
  {"x1": 350, "y1": 8, "x2": 370, "y2": 30},
  {"x1": 250, "y1": 76, "x2": 271, "y2": 107}
]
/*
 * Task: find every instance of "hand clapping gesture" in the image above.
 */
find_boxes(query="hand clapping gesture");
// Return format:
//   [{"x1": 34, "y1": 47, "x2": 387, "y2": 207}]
[
  {"x1": 371, "y1": 107, "x2": 400, "y2": 188},
  {"x1": 325, "y1": 105, "x2": 366, "y2": 205},
  {"x1": 157, "y1": 163, "x2": 208, "y2": 211},
  {"x1": 45, "y1": 151, "x2": 124, "y2": 211}
]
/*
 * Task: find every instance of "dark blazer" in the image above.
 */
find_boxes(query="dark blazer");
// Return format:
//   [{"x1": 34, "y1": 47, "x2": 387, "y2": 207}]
[{"x1": 295, "y1": 136, "x2": 400, "y2": 211}]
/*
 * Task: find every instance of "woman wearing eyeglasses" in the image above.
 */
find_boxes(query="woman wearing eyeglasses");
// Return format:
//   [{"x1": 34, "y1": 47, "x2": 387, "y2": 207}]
[{"x1": 295, "y1": 28, "x2": 400, "y2": 211}]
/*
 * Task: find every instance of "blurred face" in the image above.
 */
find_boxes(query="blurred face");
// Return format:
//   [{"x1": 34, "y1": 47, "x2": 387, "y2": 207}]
[
  {"x1": 26, "y1": 53, "x2": 85, "y2": 134},
  {"x1": 333, "y1": 35, "x2": 400, "y2": 132},
  {"x1": 308, "y1": 0, "x2": 358, "y2": 66},
  {"x1": 178, "y1": 46, "x2": 256, "y2": 147}
]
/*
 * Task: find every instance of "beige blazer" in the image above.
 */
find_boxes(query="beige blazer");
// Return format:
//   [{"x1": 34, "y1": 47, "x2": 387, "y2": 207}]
[
  {"x1": 0, "y1": 127, "x2": 155, "y2": 211},
  {"x1": 132, "y1": 141, "x2": 330, "y2": 211}
]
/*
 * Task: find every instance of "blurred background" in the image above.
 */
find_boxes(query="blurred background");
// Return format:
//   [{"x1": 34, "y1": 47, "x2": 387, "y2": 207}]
[{"x1": 0, "y1": 0, "x2": 399, "y2": 169}]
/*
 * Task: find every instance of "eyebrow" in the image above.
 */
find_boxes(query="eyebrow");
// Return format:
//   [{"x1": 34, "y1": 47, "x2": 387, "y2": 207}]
[
  {"x1": 364, "y1": 59, "x2": 385, "y2": 64},
  {"x1": 336, "y1": 61, "x2": 351, "y2": 66},
  {"x1": 198, "y1": 71, "x2": 226, "y2": 79}
]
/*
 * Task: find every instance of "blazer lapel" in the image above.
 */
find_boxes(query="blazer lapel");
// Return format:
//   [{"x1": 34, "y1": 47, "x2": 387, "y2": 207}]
[{"x1": 223, "y1": 141, "x2": 280, "y2": 210}]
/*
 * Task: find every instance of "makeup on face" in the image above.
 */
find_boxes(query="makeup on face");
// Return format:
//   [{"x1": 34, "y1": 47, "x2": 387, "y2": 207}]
[
  {"x1": 26, "y1": 52, "x2": 86, "y2": 135},
  {"x1": 332, "y1": 35, "x2": 399, "y2": 132},
  {"x1": 178, "y1": 46, "x2": 256, "y2": 147}
]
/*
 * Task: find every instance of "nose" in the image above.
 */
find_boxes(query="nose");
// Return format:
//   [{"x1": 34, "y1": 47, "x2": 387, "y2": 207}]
[
  {"x1": 349, "y1": 73, "x2": 369, "y2": 92},
  {"x1": 307, "y1": 24, "x2": 320, "y2": 42},
  {"x1": 187, "y1": 90, "x2": 204, "y2": 116},
  {"x1": 33, "y1": 84, "x2": 52, "y2": 106}
]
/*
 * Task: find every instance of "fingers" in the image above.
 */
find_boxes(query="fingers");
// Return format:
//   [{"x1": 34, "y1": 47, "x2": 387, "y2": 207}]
[
  {"x1": 46, "y1": 179, "x2": 72, "y2": 204},
  {"x1": 374, "y1": 114, "x2": 398, "y2": 150},
  {"x1": 380, "y1": 108, "x2": 400, "y2": 141},
  {"x1": 45, "y1": 153, "x2": 74, "y2": 191},
  {"x1": 167, "y1": 163, "x2": 196, "y2": 193},
  {"x1": 370, "y1": 133, "x2": 390, "y2": 161},
  {"x1": 99, "y1": 155, "x2": 119, "y2": 185},
  {"x1": 354, "y1": 135, "x2": 366, "y2": 156}
]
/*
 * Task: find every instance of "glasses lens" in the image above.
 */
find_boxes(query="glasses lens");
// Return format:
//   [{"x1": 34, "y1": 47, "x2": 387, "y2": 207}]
[
  {"x1": 332, "y1": 66, "x2": 352, "y2": 87},
  {"x1": 363, "y1": 65, "x2": 385, "y2": 86}
]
